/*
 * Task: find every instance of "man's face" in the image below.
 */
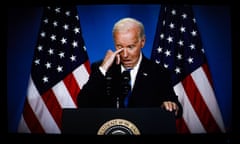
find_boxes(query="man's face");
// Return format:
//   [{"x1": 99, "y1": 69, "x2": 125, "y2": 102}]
[{"x1": 114, "y1": 28, "x2": 145, "y2": 69}]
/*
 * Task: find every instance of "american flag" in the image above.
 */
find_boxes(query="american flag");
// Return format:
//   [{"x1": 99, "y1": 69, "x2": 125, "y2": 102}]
[
  {"x1": 151, "y1": 5, "x2": 225, "y2": 133},
  {"x1": 17, "y1": 6, "x2": 91, "y2": 133}
]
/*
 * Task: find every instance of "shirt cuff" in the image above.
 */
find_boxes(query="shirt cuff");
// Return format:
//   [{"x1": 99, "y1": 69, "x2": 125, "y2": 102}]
[{"x1": 99, "y1": 66, "x2": 106, "y2": 76}]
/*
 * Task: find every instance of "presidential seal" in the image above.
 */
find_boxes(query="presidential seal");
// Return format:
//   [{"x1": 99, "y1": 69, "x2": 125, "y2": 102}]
[{"x1": 97, "y1": 118, "x2": 140, "y2": 135}]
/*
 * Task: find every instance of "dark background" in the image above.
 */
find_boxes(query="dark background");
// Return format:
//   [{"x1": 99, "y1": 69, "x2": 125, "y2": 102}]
[{"x1": 7, "y1": 4, "x2": 232, "y2": 133}]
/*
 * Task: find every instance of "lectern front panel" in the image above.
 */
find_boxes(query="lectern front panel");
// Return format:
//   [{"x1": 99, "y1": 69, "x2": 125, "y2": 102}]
[{"x1": 62, "y1": 108, "x2": 176, "y2": 135}]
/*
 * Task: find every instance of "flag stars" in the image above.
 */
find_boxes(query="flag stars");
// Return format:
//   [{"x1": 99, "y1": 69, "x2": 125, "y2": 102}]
[
  {"x1": 188, "y1": 57, "x2": 194, "y2": 64},
  {"x1": 72, "y1": 41, "x2": 78, "y2": 48},
  {"x1": 180, "y1": 26, "x2": 186, "y2": 33},
  {"x1": 175, "y1": 67, "x2": 181, "y2": 74},
  {"x1": 191, "y1": 30, "x2": 197, "y2": 37},
  {"x1": 164, "y1": 49, "x2": 171, "y2": 57},
  {"x1": 176, "y1": 53, "x2": 182, "y2": 60},
  {"x1": 55, "y1": 7, "x2": 60, "y2": 13},
  {"x1": 164, "y1": 63, "x2": 169, "y2": 69},
  {"x1": 73, "y1": 27, "x2": 80, "y2": 34},
  {"x1": 37, "y1": 45, "x2": 43, "y2": 51},
  {"x1": 34, "y1": 59, "x2": 40, "y2": 65},
  {"x1": 58, "y1": 52, "x2": 65, "y2": 58},
  {"x1": 169, "y1": 22, "x2": 175, "y2": 29},
  {"x1": 162, "y1": 20, "x2": 165, "y2": 26},
  {"x1": 65, "y1": 11, "x2": 70, "y2": 16},
  {"x1": 160, "y1": 33, "x2": 164, "y2": 39},
  {"x1": 42, "y1": 76, "x2": 49, "y2": 83},
  {"x1": 45, "y1": 62, "x2": 51, "y2": 69},
  {"x1": 193, "y1": 18, "x2": 196, "y2": 23},
  {"x1": 48, "y1": 48, "x2": 54, "y2": 55},
  {"x1": 40, "y1": 32, "x2": 46, "y2": 37},
  {"x1": 63, "y1": 24, "x2": 69, "y2": 30},
  {"x1": 171, "y1": 9, "x2": 176, "y2": 15},
  {"x1": 149, "y1": 6, "x2": 225, "y2": 132},
  {"x1": 22, "y1": 7, "x2": 92, "y2": 132},
  {"x1": 61, "y1": 37, "x2": 67, "y2": 44},
  {"x1": 83, "y1": 46, "x2": 87, "y2": 51},
  {"x1": 43, "y1": 18, "x2": 48, "y2": 24},
  {"x1": 157, "y1": 46, "x2": 163, "y2": 53},
  {"x1": 155, "y1": 60, "x2": 160, "y2": 64},
  {"x1": 189, "y1": 43, "x2": 195, "y2": 50},
  {"x1": 178, "y1": 40, "x2": 184, "y2": 46},
  {"x1": 182, "y1": 13, "x2": 187, "y2": 19},
  {"x1": 75, "y1": 15, "x2": 79, "y2": 20},
  {"x1": 70, "y1": 55, "x2": 76, "y2": 62},
  {"x1": 56, "y1": 65, "x2": 63, "y2": 72},
  {"x1": 166, "y1": 35, "x2": 173, "y2": 43},
  {"x1": 50, "y1": 34, "x2": 56, "y2": 41},
  {"x1": 53, "y1": 21, "x2": 58, "y2": 27}
]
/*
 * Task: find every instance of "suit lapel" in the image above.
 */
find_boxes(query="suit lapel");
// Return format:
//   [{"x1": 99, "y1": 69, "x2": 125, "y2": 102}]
[{"x1": 131, "y1": 55, "x2": 151, "y2": 96}]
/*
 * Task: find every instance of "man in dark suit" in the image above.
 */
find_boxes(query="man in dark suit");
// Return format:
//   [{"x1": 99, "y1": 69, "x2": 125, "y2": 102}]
[{"x1": 77, "y1": 17, "x2": 182, "y2": 118}]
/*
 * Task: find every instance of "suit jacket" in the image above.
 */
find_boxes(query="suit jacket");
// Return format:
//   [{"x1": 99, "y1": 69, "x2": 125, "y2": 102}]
[{"x1": 77, "y1": 54, "x2": 182, "y2": 118}]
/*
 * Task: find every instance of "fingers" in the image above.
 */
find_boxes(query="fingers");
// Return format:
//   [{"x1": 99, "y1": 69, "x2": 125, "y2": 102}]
[
  {"x1": 115, "y1": 48, "x2": 124, "y2": 54},
  {"x1": 101, "y1": 48, "x2": 123, "y2": 71},
  {"x1": 161, "y1": 101, "x2": 179, "y2": 116},
  {"x1": 114, "y1": 48, "x2": 123, "y2": 65},
  {"x1": 116, "y1": 54, "x2": 120, "y2": 65}
]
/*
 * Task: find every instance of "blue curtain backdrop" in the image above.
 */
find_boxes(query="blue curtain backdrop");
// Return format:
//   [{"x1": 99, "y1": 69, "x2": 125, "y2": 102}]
[{"x1": 7, "y1": 5, "x2": 232, "y2": 133}]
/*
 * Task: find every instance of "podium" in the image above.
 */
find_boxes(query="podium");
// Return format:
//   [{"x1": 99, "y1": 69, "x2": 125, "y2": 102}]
[{"x1": 62, "y1": 108, "x2": 176, "y2": 135}]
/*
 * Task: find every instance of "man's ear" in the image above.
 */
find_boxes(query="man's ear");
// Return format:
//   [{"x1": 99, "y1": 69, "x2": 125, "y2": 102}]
[{"x1": 140, "y1": 36, "x2": 146, "y2": 48}]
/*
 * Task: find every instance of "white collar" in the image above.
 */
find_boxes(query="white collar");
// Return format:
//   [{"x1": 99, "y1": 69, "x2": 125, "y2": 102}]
[{"x1": 121, "y1": 53, "x2": 142, "y2": 89}]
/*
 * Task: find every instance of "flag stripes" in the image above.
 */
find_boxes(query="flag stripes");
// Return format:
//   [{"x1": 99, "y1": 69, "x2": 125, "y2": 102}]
[
  {"x1": 18, "y1": 6, "x2": 91, "y2": 133},
  {"x1": 151, "y1": 5, "x2": 225, "y2": 133},
  {"x1": 174, "y1": 82, "x2": 204, "y2": 133},
  {"x1": 18, "y1": 61, "x2": 90, "y2": 133},
  {"x1": 174, "y1": 66, "x2": 225, "y2": 133}
]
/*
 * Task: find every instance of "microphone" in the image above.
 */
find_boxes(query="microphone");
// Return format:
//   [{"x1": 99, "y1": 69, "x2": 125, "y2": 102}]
[
  {"x1": 121, "y1": 70, "x2": 131, "y2": 96},
  {"x1": 106, "y1": 72, "x2": 121, "y2": 108},
  {"x1": 105, "y1": 75, "x2": 112, "y2": 97},
  {"x1": 121, "y1": 70, "x2": 131, "y2": 107}
]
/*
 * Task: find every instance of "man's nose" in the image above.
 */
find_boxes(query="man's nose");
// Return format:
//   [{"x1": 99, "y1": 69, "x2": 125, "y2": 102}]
[{"x1": 122, "y1": 48, "x2": 128, "y2": 57}]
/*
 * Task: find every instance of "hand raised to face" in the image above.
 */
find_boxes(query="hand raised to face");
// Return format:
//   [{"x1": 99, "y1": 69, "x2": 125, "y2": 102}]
[{"x1": 100, "y1": 48, "x2": 124, "y2": 72}]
